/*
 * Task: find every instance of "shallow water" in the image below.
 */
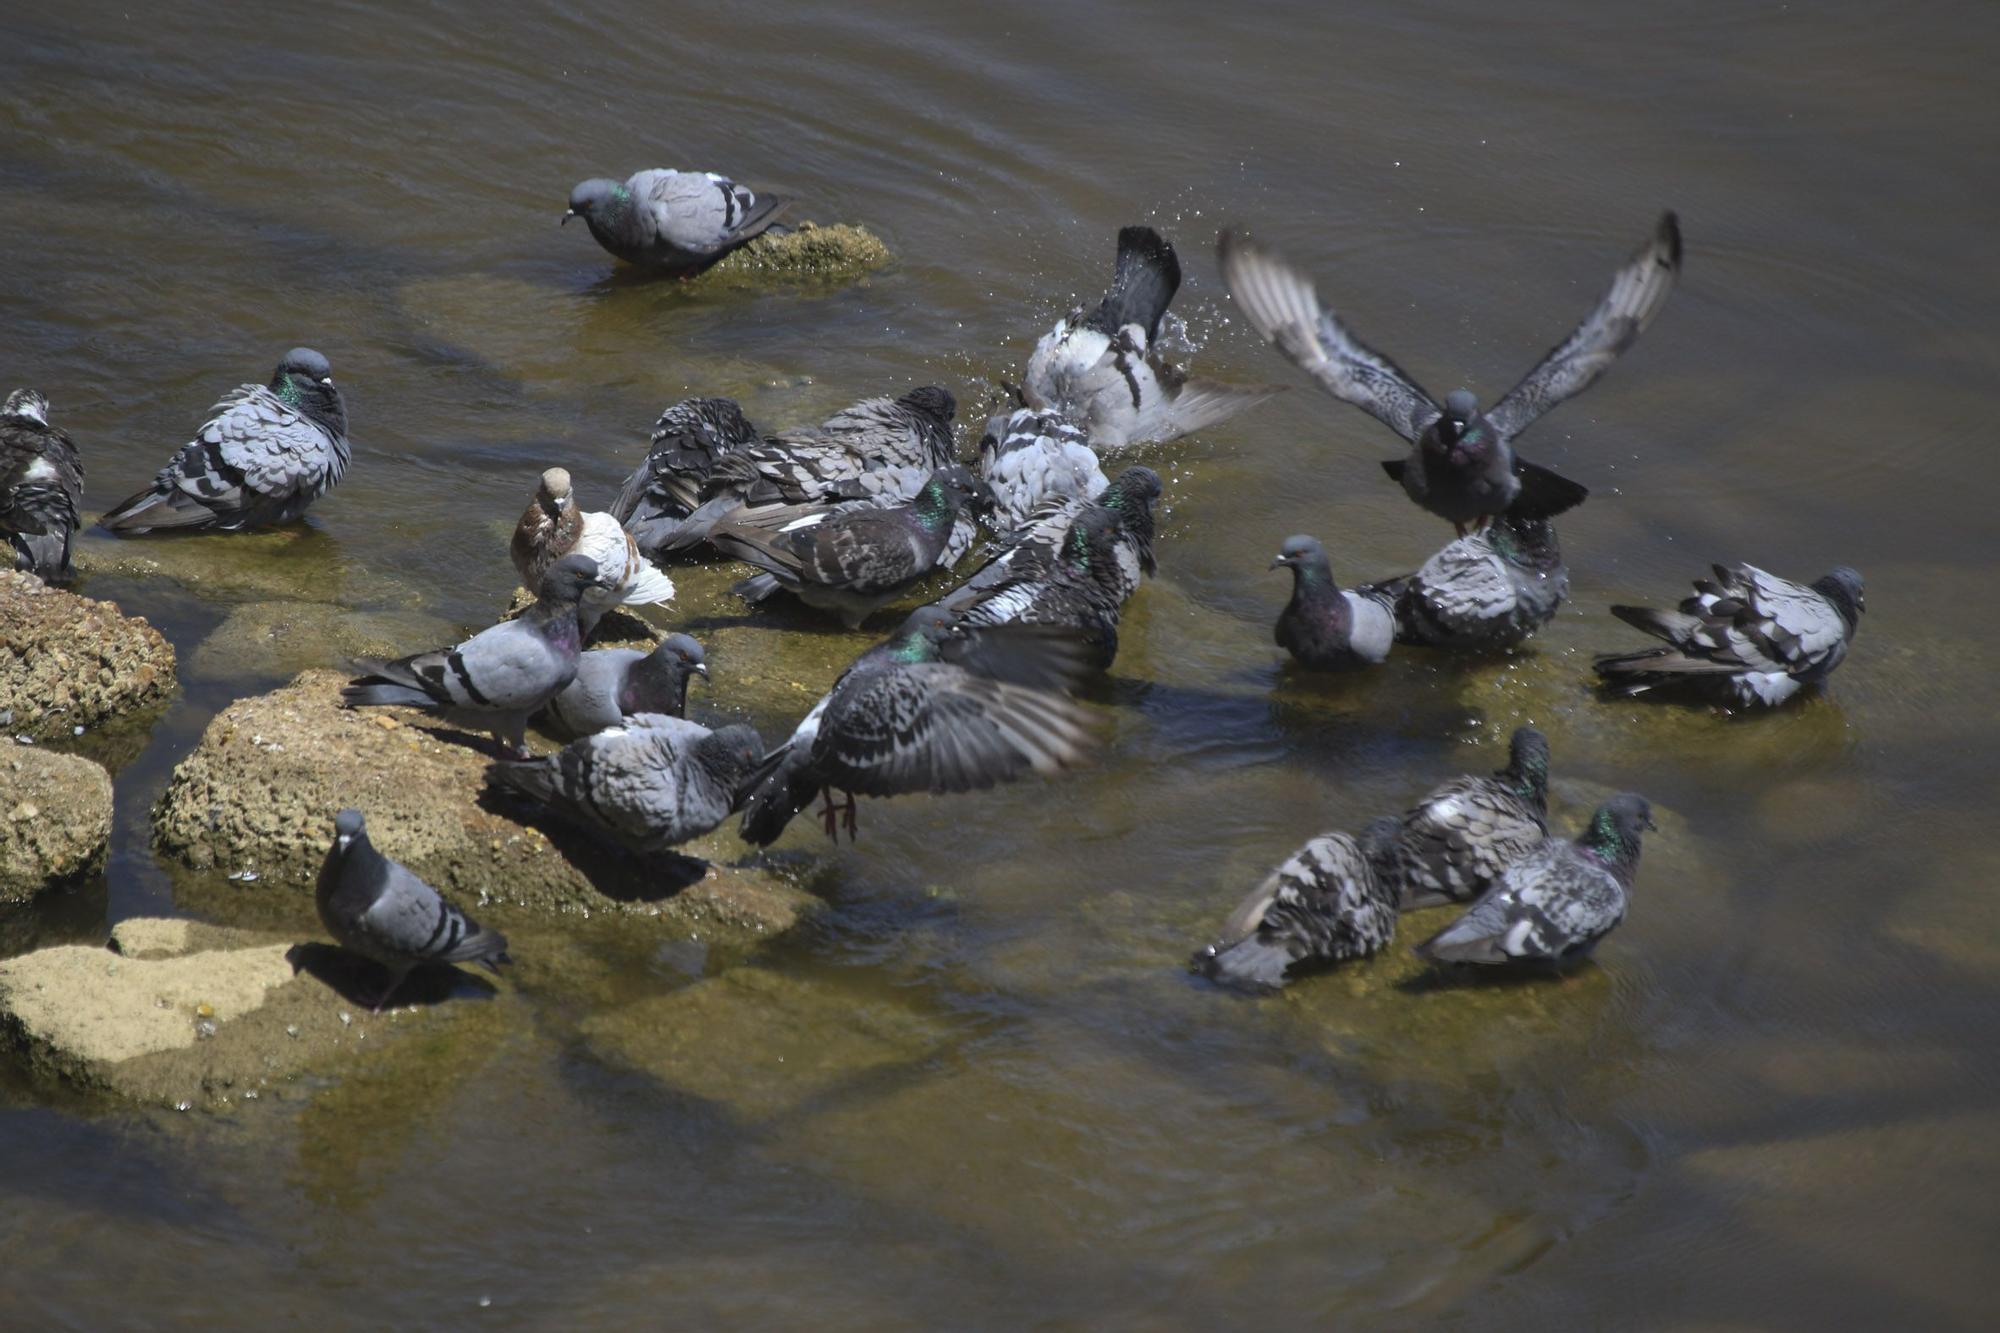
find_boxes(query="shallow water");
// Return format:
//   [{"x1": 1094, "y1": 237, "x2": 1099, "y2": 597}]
[{"x1": 4, "y1": 0, "x2": 1999, "y2": 1325}]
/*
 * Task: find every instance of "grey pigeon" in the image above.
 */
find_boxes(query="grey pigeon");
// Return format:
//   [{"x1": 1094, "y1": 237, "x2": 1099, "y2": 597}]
[
  {"x1": 487, "y1": 716, "x2": 765, "y2": 855},
  {"x1": 1393, "y1": 727, "x2": 1552, "y2": 910},
  {"x1": 1191, "y1": 815, "x2": 1406, "y2": 991},
  {"x1": 1359, "y1": 508, "x2": 1568, "y2": 651},
  {"x1": 1596, "y1": 563, "x2": 1863, "y2": 708},
  {"x1": 316, "y1": 809, "x2": 509, "y2": 1011},
  {"x1": 100, "y1": 348, "x2": 349, "y2": 534},
  {"x1": 563, "y1": 169, "x2": 789, "y2": 272},
  {"x1": 610, "y1": 396, "x2": 762, "y2": 535},
  {"x1": 537, "y1": 633, "x2": 706, "y2": 741},
  {"x1": 1025, "y1": 225, "x2": 1283, "y2": 448},
  {"x1": 978, "y1": 406, "x2": 1108, "y2": 533},
  {"x1": 942, "y1": 507, "x2": 1134, "y2": 672},
  {"x1": 713, "y1": 465, "x2": 991, "y2": 627},
  {"x1": 942, "y1": 465, "x2": 1161, "y2": 617},
  {"x1": 1220, "y1": 214, "x2": 1682, "y2": 533},
  {"x1": 1415, "y1": 794, "x2": 1654, "y2": 968},
  {"x1": 737, "y1": 607, "x2": 1097, "y2": 846},
  {"x1": 341, "y1": 554, "x2": 608, "y2": 757},
  {"x1": 0, "y1": 389, "x2": 84, "y2": 583},
  {"x1": 1270, "y1": 534, "x2": 1395, "y2": 672}
]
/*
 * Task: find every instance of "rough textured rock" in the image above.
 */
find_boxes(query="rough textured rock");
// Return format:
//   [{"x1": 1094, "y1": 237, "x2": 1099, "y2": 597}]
[
  {"x1": 695, "y1": 221, "x2": 891, "y2": 288},
  {"x1": 0, "y1": 570, "x2": 176, "y2": 738},
  {"x1": 151, "y1": 670, "x2": 819, "y2": 939},
  {"x1": 0, "y1": 749, "x2": 113, "y2": 902}
]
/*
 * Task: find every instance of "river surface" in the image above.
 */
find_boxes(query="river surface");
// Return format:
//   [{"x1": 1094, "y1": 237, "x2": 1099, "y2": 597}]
[{"x1": 3, "y1": 0, "x2": 1998, "y2": 1326}]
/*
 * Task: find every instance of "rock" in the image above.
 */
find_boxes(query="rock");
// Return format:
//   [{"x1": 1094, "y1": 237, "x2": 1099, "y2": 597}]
[
  {"x1": 692, "y1": 221, "x2": 891, "y2": 289},
  {"x1": 151, "y1": 670, "x2": 819, "y2": 940},
  {"x1": 0, "y1": 749, "x2": 113, "y2": 902},
  {"x1": 0, "y1": 570, "x2": 176, "y2": 739}
]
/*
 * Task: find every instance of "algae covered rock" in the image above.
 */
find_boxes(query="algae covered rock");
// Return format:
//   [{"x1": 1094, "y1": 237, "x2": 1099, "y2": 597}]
[
  {"x1": 0, "y1": 570, "x2": 176, "y2": 739},
  {"x1": 694, "y1": 220, "x2": 890, "y2": 288},
  {"x1": 0, "y1": 748, "x2": 113, "y2": 902}
]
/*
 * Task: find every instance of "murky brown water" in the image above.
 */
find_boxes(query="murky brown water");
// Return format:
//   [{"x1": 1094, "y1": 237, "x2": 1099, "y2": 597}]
[{"x1": 4, "y1": 0, "x2": 1999, "y2": 1325}]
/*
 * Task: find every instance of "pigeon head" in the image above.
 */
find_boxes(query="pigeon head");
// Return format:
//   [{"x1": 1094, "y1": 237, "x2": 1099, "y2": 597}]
[
  {"x1": 539, "y1": 553, "x2": 607, "y2": 603},
  {"x1": 2, "y1": 388, "x2": 50, "y2": 425},
  {"x1": 889, "y1": 605, "x2": 958, "y2": 660},
  {"x1": 1103, "y1": 467, "x2": 1161, "y2": 574},
  {"x1": 1269, "y1": 533, "x2": 1331, "y2": 579},
  {"x1": 270, "y1": 347, "x2": 345, "y2": 432},
  {"x1": 332, "y1": 808, "x2": 366, "y2": 852},
  {"x1": 536, "y1": 467, "x2": 576, "y2": 517},
  {"x1": 564, "y1": 178, "x2": 626, "y2": 226},
  {"x1": 1580, "y1": 793, "x2": 1655, "y2": 869},
  {"x1": 918, "y1": 465, "x2": 992, "y2": 523},
  {"x1": 1430, "y1": 389, "x2": 1488, "y2": 461},
  {"x1": 625, "y1": 634, "x2": 707, "y2": 715},
  {"x1": 896, "y1": 385, "x2": 956, "y2": 425},
  {"x1": 1501, "y1": 727, "x2": 1552, "y2": 802},
  {"x1": 1358, "y1": 814, "x2": 1405, "y2": 876},
  {"x1": 1106, "y1": 465, "x2": 1163, "y2": 508},
  {"x1": 697, "y1": 723, "x2": 767, "y2": 790},
  {"x1": 1812, "y1": 566, "x2": 1865, "y2": 625}
]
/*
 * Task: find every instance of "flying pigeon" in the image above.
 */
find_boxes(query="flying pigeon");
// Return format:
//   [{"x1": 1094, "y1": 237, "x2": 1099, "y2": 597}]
[
  {"x1": 1415, "y1": 793, "x2": 1654, "y2": 968},
  {"x1": 610, "y1": 396, "x2": 762, "y2": 536},
  {"x1": 316, "y1": 809, "x2": 510, "y2": 1011},
  {"x1": 0, "y1": 389, "x2": 84, "y2": 583},
  {"x1": 1595, "y1": 563, "x2": 1863, "y2": 707},
  {"x1": 1219, "y1": 214, "x2": 1682, "y2": 533},
  {"x1": 1393, "y1": 726, "x2": 1551, "y2": 910},
  {"x1": 978, "y1": 406, "x2": 1109, "y2": 534},
  {"x1": 1269, "y1": 533, "x2": 1395, "y2": 671},
  {"x1": 1190, "y1": 815, "x2": 1406, "y2": 991},
  {"x1": 563, "y1": 169, "x2": 789, "y2": 272},
  {"x1": 537, "y1": 633, "x2": 706, "y2": 741},
  {"x1": 511, "y1": 467, "x2": 676, "y2": 635},
  {"x1": 1358, "y1": 508, "x2": 1568, "y2": 651},
  {"x1": 1024, "y1": 225, "x2": 1283, "y2": 448},
  {"x1": 342, "y1": 554, "x2": 607, "y2": 757},
  {"x1": 100, "y1": 348, "x2": 350, "y2": 534}
]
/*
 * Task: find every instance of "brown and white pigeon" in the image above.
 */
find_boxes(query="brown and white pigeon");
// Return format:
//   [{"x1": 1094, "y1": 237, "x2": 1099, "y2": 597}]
[{"x1": 512, "y1": 467, "x2": 676, "y2": 635}]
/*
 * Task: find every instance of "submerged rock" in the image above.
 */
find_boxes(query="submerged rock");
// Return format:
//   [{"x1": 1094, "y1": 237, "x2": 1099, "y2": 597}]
[
  {"x1": 0, "y1": 570, "x2": 176, "y2": 739},
  {"x1": 191, "y1": 600, "x2": 459, "y2": 683},
  {"x1": 693, "y1": 221, "x2": 891, "y2": 289},
  {"x1": 0, "y1": 749, "x2": 113, "y2": 903}
]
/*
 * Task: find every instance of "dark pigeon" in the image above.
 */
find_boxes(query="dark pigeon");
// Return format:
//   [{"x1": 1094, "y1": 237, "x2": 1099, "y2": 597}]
[
  {"x1": 0, "y1": 389, "x2": 84, "y2": 583},
  {"x1": 1270, "y1": 533, "x2": 1395, "y2": 671},
  {"x1": 564, "y1": 169, "x2": 789, "y2": 272},
  {"x1": 537, "y1": 633, "x2": 706, "y2": 741},
  {"x1": 941, "y1": 465, "x2": 1161, "y2": 618},
  {"x1": 1393, "y1": 727, "x2": 1552, "y2": 910},
  {"x1": 1359, "y1": 508, "x2": 1568, "y2": 651},
  {"x1": 941, "y1": 507, "x2": 1133, "y2": 672},
  {"x1": 610, "y1": 397, "x2": 762, "y2": 535}
]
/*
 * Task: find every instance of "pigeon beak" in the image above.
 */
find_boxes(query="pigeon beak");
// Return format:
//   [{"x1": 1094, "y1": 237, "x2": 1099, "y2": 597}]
[
  {"x1": 561, "y1": 209, "x2": 576, "y2": 226},
  {"x1": 319, "y1": 376, "x2": 335, "y2": 388},
  {"x1": 692, "y1": 662, "x2": 709, "y2": 678},
  {"x1": 1268, "y1": 555, "x2": 1288, "y2": 570}
]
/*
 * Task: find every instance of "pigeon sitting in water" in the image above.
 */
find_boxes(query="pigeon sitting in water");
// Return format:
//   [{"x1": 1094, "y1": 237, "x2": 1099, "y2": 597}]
[
  {"x1": 1358, "y1": 507, "x2": 1568, "y2": 651},
  {"x1": 487, "y1": 716, "x2": 765, "y2": 856},
  {"x1": 342, "y1": 554, "x2": 607, "y2": 757},
  {"x1": 511, "y1": 467, "x2": 676, "y2": 635},
  {"x1": 1270, "y1": 534, "x2": 1395, "y2": 672},
  {"x1": 941, "y1": 508, "x2": 1134, "y2": 672},
  {"x1": 737, "y1": 607, "x2": 1097, "y2": 846},
  {"x1": 316, "y1": 809, "x2": 510, "y2": 1011},
  {"x1": 978, "y1": 407, "x2": 1108, "y2": 533},
  {"x1": 536, "y1": 633, "x2": 706, "y2": 741},
  {"x1": 711, "y1": 465, "x2": 991, "y2": 627},
  {"x1": 1393, "y1": 726, "x2": 1551, "y2": 910},
  {"x1": 1595, "y1": 563, "x2": 1864, "y2": 708},
  {"x1": 942, "y1": 465, "x2": 1161, "y2": 617},
  {"x1": 0, "y1": 389, "x2": 84, "y2": 583},
  {"x1": 563, "y1": 169, "x2": 789, "y2": 272},
  {"x1": 610, "y1": 396, "x2": 762, "y2": 536},
  {"x1": 100, "y1": 348, "x2": 350, "y2": 534},
  {"x1": 1219, "y1": 214, "x2": 1682, "y2": 534},
  {"x1": 1415, "y1": 793, "x2": 1654, "y2": 968},
  {"x1": 1025, "y1": 225, "x2": 1283, "y2": 449},
  {"x1": 1191, "y1": 815, "x2": 1407, "y2": 992}
]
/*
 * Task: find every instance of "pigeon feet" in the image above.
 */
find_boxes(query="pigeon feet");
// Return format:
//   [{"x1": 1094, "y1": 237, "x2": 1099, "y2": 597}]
[{"x1": 817, "y1": 789, "x2": 859, "y2": 842}]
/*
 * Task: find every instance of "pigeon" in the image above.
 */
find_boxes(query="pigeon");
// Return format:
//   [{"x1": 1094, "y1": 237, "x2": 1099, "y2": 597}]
[
  {"x1": 712, "y1": 465, "x2": 991, "y2": 627},
  {"x1": 943, "y1": 507, "x2": 1133, "y2": 672},
  {"x1": 537, "y1": 633, "x2": 706, "y2": 741},
  {"x1": 610, "y1": 396, "x2": 762, "y2": 535},
  {"x1": 0, "y1": 389, "x2": 84, "y2": 583},
  {"x1": 1190, "y1": 815, "x2": 1406, "y2": 992},
  {"x1": 737, "y1": 607, "x2": 1097, "y2": 846},
  {"x1": 342, "y1": 554, "x2": 607, "y2": 757},
  {"x1": 1393, "y1": 726, "x2": 1552, "y2": 910},
  {"x1": 511, "y1": 467, "x2": 676, "y2": 635},
  {"x1": 563, "y1": 169, "x2": 789, "y2": 272},
  {"x1": 100, "y1": 348, "x2": 350, "y2": 534},
  {"x1": 1219, "y1": 214, "x2": 1682, "y2": 533},
  {"x1": 487, "y1": 715, "x2": 765, "y2": 856},
  {"x1": 1415, "y1": 794, "x2": 1654, "y2": 968},
  {"x1": 1025, "y1": 225, "x2": 1283, "y2": 448},
  {"x1": 1358, "y1": 508, "x2": 1568, "y2": 651},
  {"x1": 316, "y1": 809, "x2": 510, "y2": 1011},
  {"x1": 1269, "y1": 534, "x2": 1395, "y2": 671},
  {"x1": 941, "y1": 465, "x2": 1161, "y2": 617},
  {"x1": 1595, "y1": 564, "x2": 1864, "y2": 708},
  {"x1": 977, "y1": 406, "x2": 1108, "y2": 534}
]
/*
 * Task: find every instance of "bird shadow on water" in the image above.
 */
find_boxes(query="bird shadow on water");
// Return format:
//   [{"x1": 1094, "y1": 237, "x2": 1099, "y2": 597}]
[{"x1": 283, "y1": 942, "x2": 499, "y2": 1009}]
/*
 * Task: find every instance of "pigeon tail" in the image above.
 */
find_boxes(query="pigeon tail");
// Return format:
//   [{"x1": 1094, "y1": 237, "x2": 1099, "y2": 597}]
[
  {"x1": 617, "y1": 559, "x2": 677, "y2": 607},
  {"x1": 341, "y1": 680, "x2": 436, "y2": 711},
  {"x1": 484, "y1": 757, "x2": 560, "y2": 807},
  {"x1": 1510, "y1": 459, "x2": 1590, "y2": 520},
  {"x1": 1608, "y1": 603, "x2": 1704, "y2": 643},
  {"x1": 1414, "y1": 916, "x2": 1508, "y2": 965},
  {"x1": 644, "y1": 494, "x2": 742, "y2": 554},
  {"x1": 98, "y1": 486, "x2": 219, "y2": 534},
  {"x1": 1085, "y1": 225, "x2": 1183, "y2": 340},
  {"x1": 735, "y1": 744, "x2": 820, "y2": 847},
  {"x1": 1189, "y1": 936, "x2": 1292, "y2": 992},
  {"x1": 732, "y1": 572, "x2": 784, "y2": 603},
  {"x1": 1144, "y1": 379, "x2": 1287, "y2": 445}
]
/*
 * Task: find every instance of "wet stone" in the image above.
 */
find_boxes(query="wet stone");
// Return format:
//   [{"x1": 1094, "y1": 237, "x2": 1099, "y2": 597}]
[
  {"x1": 0, "y1": 749, "x2": 113, "y2": 903},
  {"x1": 0, "y1": 570, "x2": 176, "y2": 739}
]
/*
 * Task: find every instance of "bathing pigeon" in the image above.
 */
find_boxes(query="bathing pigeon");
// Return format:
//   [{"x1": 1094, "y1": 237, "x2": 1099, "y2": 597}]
[
  {"x1": 487, "y1": 715, "x2": 765, "y2": 855},
  {"x1": 537, "y1": 633, "x2": 706, "y2": 741},
  {"x1": 1358, "y1": 508, "x2": 1568, "y2": 651},
  {"x1": 943, "y1": 465, "x2": 1161, "y2": 615},
  {"x1": 1219, "y1": 214, "x2": 1681, "y2": 533},
  {"x1": 942, "y1": 507, "x2": 1133, "y2": 672},
  {"x1": 1393, "y1": 726, "x2": 1551, "y2": 910},
  {"x1": 0, "y1": 389, "x2": 84, "y2": 583},
  {"x1": 563, "y1": 169, "x2": 789, "y2": 272},
  {"x1": 610, "y1": 396, "x2": 762, "y2": 535},
  {"x1": 100, "y1": 348, "x2": 350, "y2": 534},
  {"x1": 978, "y1": 406, "x2": 1108, "y2": 533},
  {"x1": 1270, "y1": 534, "x2": 1395, "y2": 672},
  {"x1": 316, "y1": 809, "x2": 510, "y2": 1011},
  {"x1": 511, "y1": 467, "x2": 676, "y2": 635},
  {"x1": 1595, "y1": 563, "x2": 1864, "y2": 708},
  {"x1": 1190, "y1": 815, "x2": 1406, "y2": 992},
  {"x1": 737, "y1": 607, "x2": 1097, "y2": 846},
  {"x1": 342, "y1": 554, "x2": 606, "y2": 757},
  {"x1": 1415, "y1": 793, "x2": 1654, "y2": 968}
]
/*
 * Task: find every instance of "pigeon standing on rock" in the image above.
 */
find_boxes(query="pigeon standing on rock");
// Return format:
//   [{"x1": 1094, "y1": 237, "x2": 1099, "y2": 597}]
[
  {"x1": 610, "y1": 396, "x2": 763, "y2": 535},
  {"x1": 511, "y1": 467, "x2": 676, "y2": 635},
  {"x1": 342, "y1": 554, "x2": 607, "y2": 757},
  {"x1": 1595, "y1": 564, "x2": 1864, "y2": 708},
  {"x1": 1190, "y1": 815, "x2": 1407, "y2": 992},
  {"x1": 978, "y1": 406, "x2": 1108, "y2": 533},
  {"x1": 1025, "y1": 225, "x2": 1282, "y2": 449},
  {"x1": 315, "y1": 809, "x2": 510, "y2": 1011},
  {"x1": 563, "y1": 169, "x2": 789, "y2": 272},
  {"x1": 1415, "y1": 794, "x2": 1654, "y2": 968},
  {"x1": 1358, "y1": 508, "x2": 1568, "y2": 651},
  {"x1": 1393, "y1": 727, "x2": 1552, "y2": 910},
  {"x1": 0, "y1": 389, "x2": 84, "y2": 583},
  {"x1": 537, "y1": 633, "x2": 707, "y2": 741},
  {"x1": 100, "y1": 348, "x2": 350, "y2": 534},
  {"x1": 1270, "y1": 534, "x2": 1395, "y2": 672},
  {"x1": 1219, "y1": 214, "x2": 1682, "y2": 534}
]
